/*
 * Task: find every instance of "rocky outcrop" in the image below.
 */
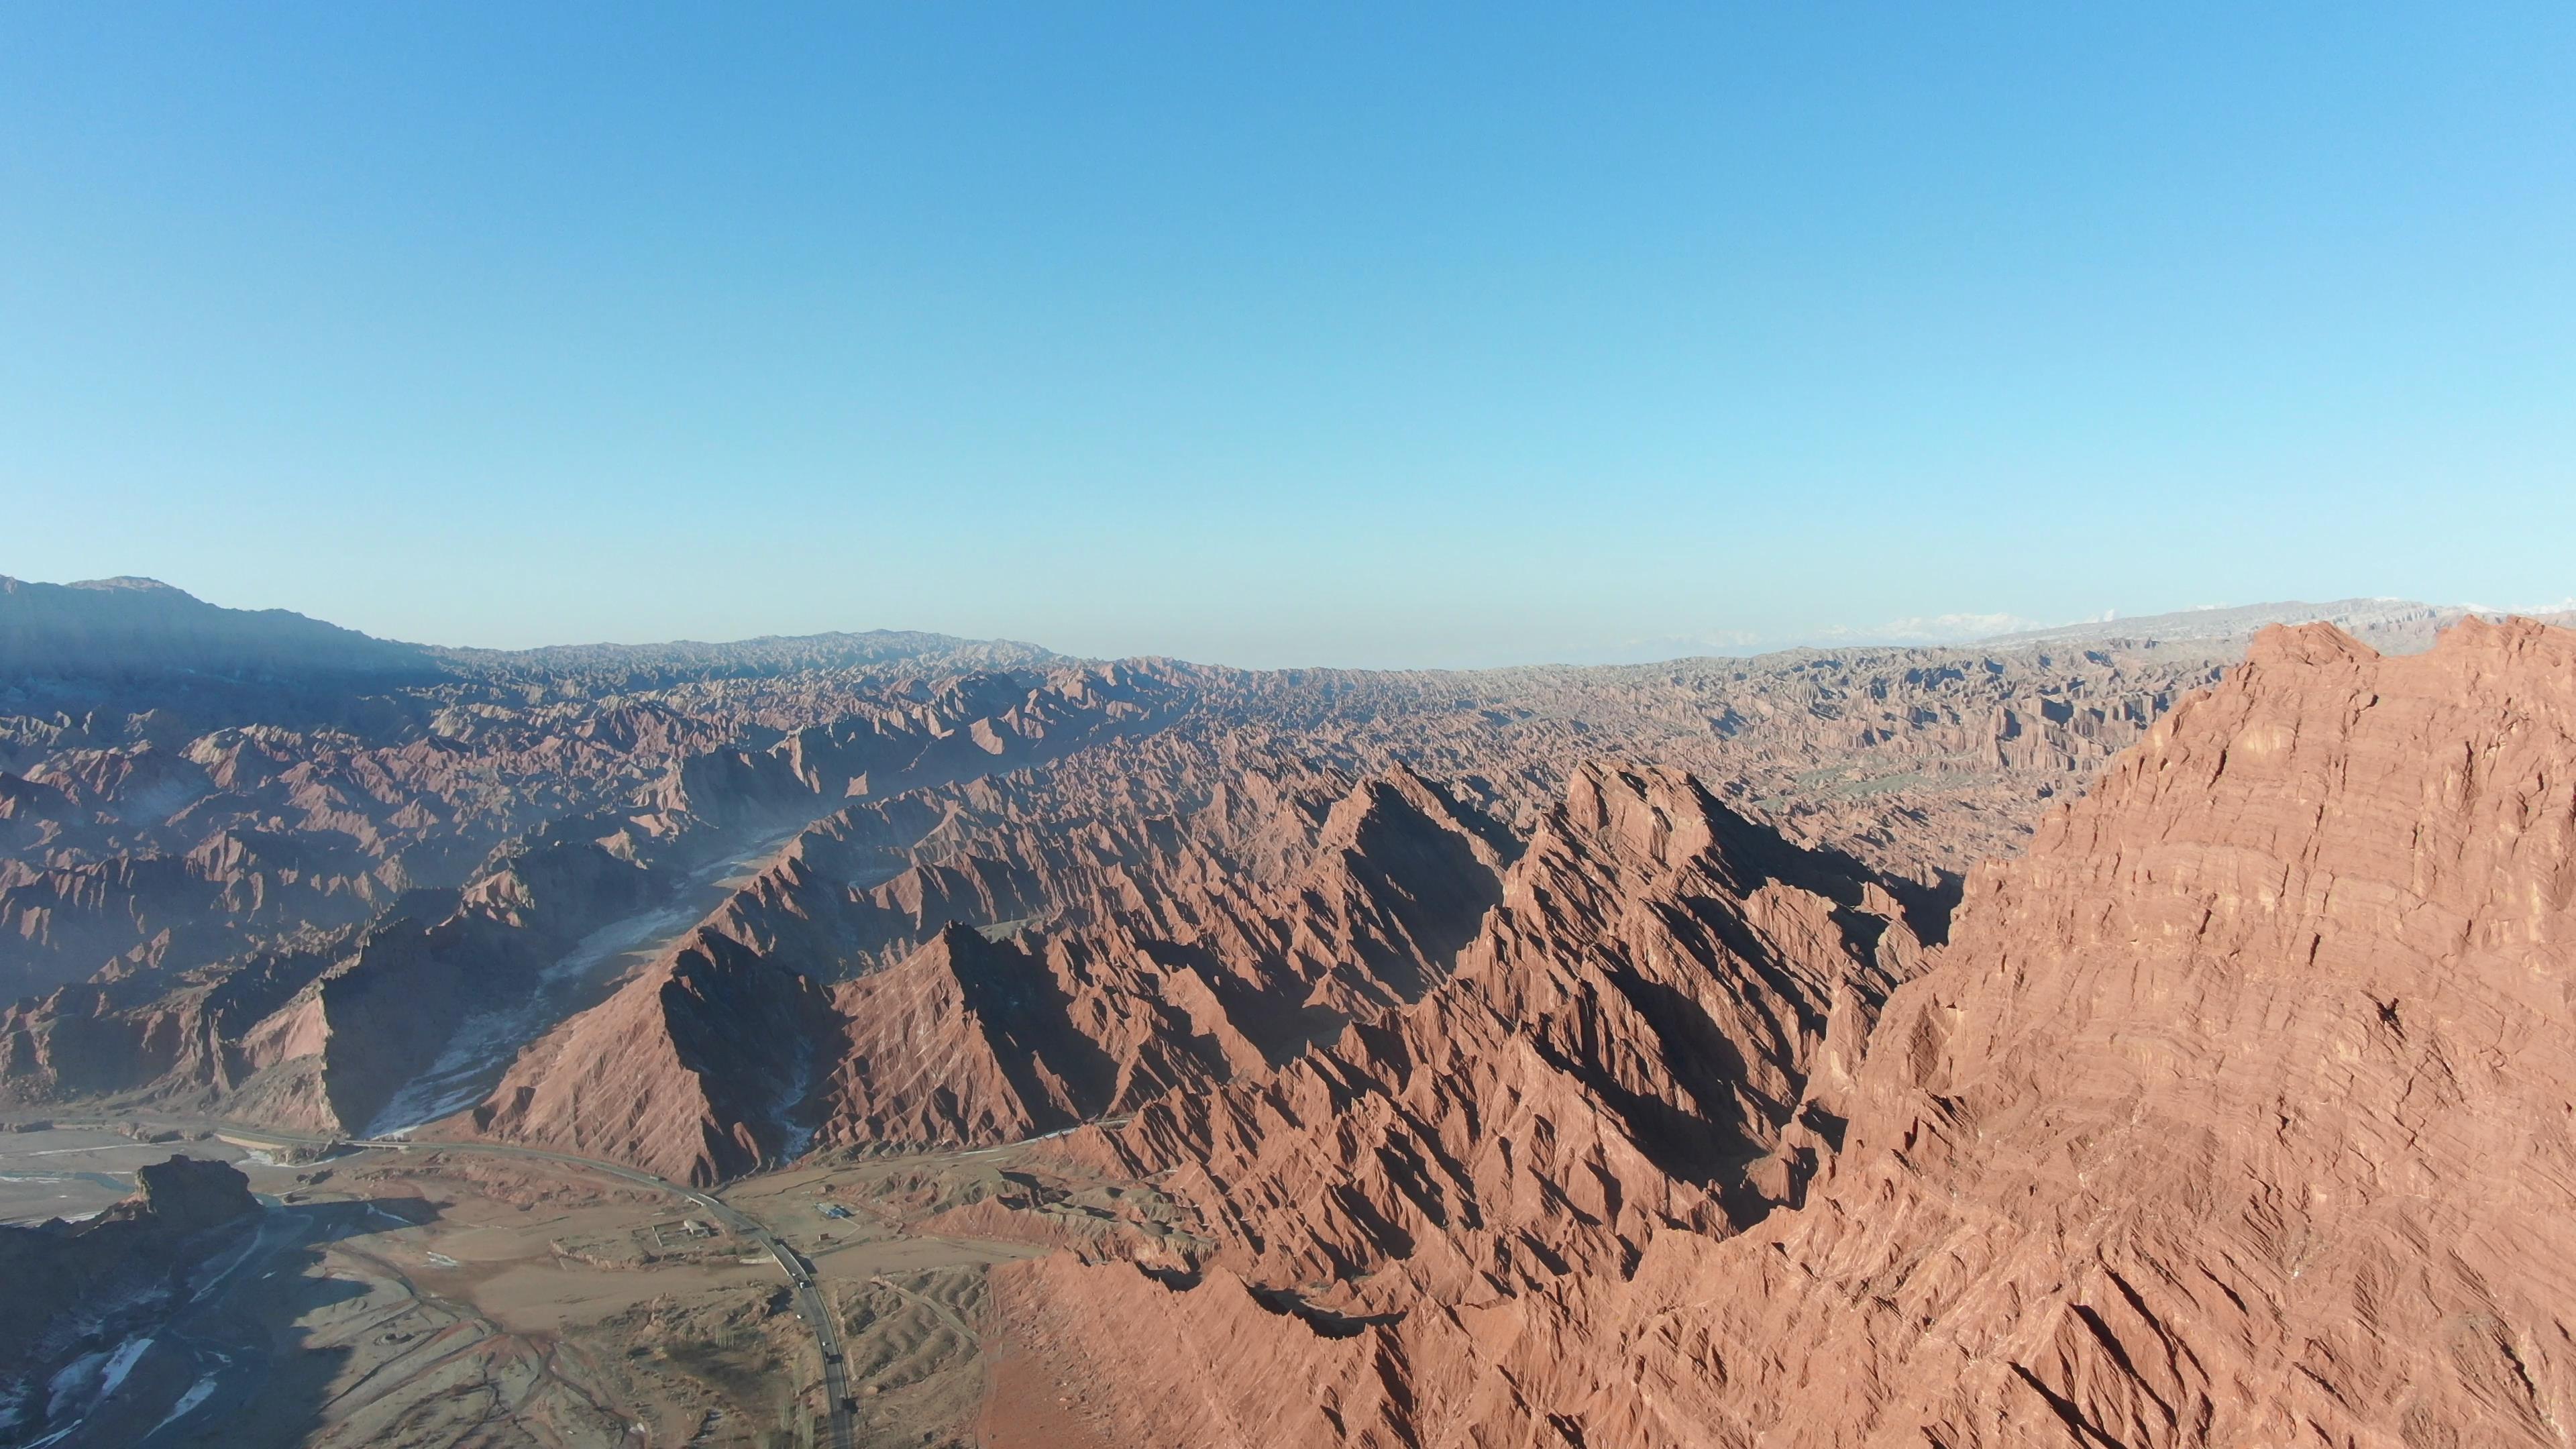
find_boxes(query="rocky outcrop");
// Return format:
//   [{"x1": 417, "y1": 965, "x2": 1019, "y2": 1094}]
[
  {"x1": 995, "y1": 617, "x2": 2576, "y2": 1448},
  {"x1": 107, "y1": 1153, "x2": 258, "y2": 1233},
  {"x1": 0, "y1": 1155, "x2": 257, "y2": 1435}
]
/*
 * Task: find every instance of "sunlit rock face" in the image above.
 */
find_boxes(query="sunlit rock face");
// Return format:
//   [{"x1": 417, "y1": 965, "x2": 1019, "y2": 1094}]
[{"x1": 991, "y1": 618, "x2": 2576, "y2": 1449}]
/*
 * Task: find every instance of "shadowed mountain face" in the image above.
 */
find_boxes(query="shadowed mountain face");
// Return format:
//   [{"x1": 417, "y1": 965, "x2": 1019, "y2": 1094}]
[{"x1": 0, "y1": 1155, "x2": 258, "y2": 1419}]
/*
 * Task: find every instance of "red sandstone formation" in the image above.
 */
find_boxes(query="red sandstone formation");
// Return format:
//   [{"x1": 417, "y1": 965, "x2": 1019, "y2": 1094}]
[
  {"x1": 446, "y1": 629, "x2": 2261, "y2": 1191},
  {"x1": 462, "y1": 761, "x2": 1523, "y2": 1182},
  {"x1": 992, "y1": 617, "x2": 2576, "y2": 1448},
  {"x1": 1053, "y1": 761, "x2": 1928, "y2": 1296},
  {"x1": 470, "y1": 928, "x2": 835, "y2": 1184}
]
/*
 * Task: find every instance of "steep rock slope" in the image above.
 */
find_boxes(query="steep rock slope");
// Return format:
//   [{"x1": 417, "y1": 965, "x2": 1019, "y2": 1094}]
[
  {"x1": 820, "y1": 924, "x2": 1124, "y2": 1146},
  {"x1": 1069, "y1": 763, "x2": 1929, "y2": 1295},
  {"x1": 470, "y1": 926, "x2": 836, "y2": 1185},
  {"x1": 981, "y1": 761, "x2": 1926, "y2": 1448},
  {"x1": 462, "y1": 762, "x2": 1519, "y2": 1183},
  {"x1": 996, "y1": 617, "x2": 2576, "y2": 1448},
  {"x1": 688, "y1": 735, "x2": 1512, "y2": 1005}
]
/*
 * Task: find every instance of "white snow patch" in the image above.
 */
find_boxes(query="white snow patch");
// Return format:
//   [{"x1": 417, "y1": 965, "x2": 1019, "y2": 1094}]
[
  {"x1": 95, "y1": 1338, "x2": 152, "y2": 1401},
  {"x1": 43, "y1": 1348, "x2": 110, "y2": 1421},
  {"x1": 144, "y1": 1371, "x2": 221, "y2": 1439},
  {"x1": 39, "y1": 1334, "x2": 154, "y2": 1439}
]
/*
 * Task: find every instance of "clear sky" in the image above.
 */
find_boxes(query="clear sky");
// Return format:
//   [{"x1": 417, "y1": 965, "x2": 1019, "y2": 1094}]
[{"x1": 5, "y1": 5, "x2": 2571, "y2": 667}]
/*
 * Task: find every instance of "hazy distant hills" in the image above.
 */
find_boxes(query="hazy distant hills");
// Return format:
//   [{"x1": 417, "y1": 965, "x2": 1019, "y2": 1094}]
[
  {"x1": 1978, "y1": 597, "x2": 2465, "y2": 652},
  {"x1": 0, "y1": 576, "x2": 1058, "y2": 689},
  {"x1": 430, "y1": 631, "x2": 1060, "y2": 686},
  {"x1": 18, "y1": 574, "x2": 2569, "y2": 687},
  {"x1": 0, "y1": 575, "x2": 437, "y2": 682}
]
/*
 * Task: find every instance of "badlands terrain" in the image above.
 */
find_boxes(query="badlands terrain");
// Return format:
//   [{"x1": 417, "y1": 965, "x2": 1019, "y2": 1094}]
[{"x1": 3, "y1": 573, "x2": 2573, "y2": 1448}]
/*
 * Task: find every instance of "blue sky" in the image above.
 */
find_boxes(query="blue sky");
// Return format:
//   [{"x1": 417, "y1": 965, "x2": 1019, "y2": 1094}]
[{"x1": 5, "y1": 4, "x2": 2570, "y2": 667}]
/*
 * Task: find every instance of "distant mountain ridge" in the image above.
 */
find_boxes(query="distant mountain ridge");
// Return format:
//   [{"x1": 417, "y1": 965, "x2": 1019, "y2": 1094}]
[
  {"x1": 0, "y1": 574, "x2": 435, "y2": 682},
  {"x1": 432, "y1": 630, "x2": 1060, "y2": 682},
  {"x1": 0, "y1": 576, "x2": 1058, "y2": 686},
  {"x1": 1978, "y1": 597, "x2": 2463, "y2": 652},
  {"x1": 14, "y1": 575, "x2": 2562, "y2": 681}
]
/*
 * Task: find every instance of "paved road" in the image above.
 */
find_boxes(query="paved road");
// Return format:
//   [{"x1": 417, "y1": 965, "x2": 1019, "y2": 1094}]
[{"x1": 114, "y1": 1120, "x2": 858, "y2": 1449}]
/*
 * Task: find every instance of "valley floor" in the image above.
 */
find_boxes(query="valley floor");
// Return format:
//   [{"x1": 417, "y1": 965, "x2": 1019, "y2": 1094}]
[{"x1": 0, "y1": 1118, "x2": 1103, "y2": 1449}]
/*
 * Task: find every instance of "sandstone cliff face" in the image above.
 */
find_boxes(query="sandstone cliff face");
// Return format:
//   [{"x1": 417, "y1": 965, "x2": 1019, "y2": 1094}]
[
  {"x1": 994, "y1": 618, "x2": 2576, "y2": 1449},
  {"x1": 984, "y1": 761, "x2": 1925, "y2": 1449},
  {"x1": 1668, "y1": 613, "x2": 2576, "y2": 1447},
  {"x1": 820, "y1": 925, "x2": 1124, "y2": 1146}
]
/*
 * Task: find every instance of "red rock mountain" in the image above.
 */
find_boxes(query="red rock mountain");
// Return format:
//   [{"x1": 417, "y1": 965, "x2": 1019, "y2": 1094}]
[
  {"x1": 12, "y1": 582, "x2": 2573, "y2": 1444},
  {"x1": 1, "y1": 662, "x2": 1185, "y2": 1135},
  {"x1": 466, "y1": 758, "x2": 1522, "y2": 1183},
  {"x1": 991, "y1": 616, "x2": 2576, "y2": 1448}
]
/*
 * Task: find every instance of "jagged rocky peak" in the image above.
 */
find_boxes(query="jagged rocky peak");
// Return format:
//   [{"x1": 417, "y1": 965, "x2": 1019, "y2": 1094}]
[
  {"x1": 984, "y1": 616, "x2": 2576, "y2": 1448},
  {"x1": 1316, "y1": 760, "x2": 1513, "y2": 865},
  {"x1": 1554, "y1": 758, "x2": 1722, "y2": 864},
  {"x1": 815, "y1": 924, "x2": 1119, "y2": 1150},
  {"x1": 467, "y1": 925, "x2": 832, "y2": 1186},
  {"x1": 456, "y1": 751, "x2": 1531, "y2": 1183}
]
